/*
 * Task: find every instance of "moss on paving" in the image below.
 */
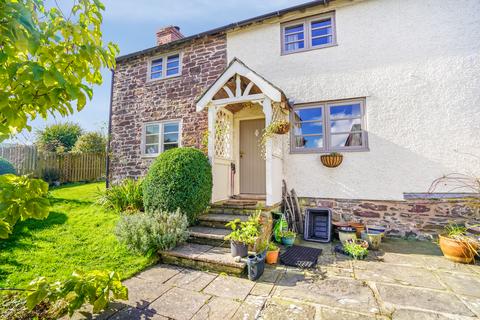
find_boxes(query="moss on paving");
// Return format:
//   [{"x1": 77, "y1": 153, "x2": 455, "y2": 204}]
[{"x1": 0, "y1": 182, "x2": 154, "y2": 289}]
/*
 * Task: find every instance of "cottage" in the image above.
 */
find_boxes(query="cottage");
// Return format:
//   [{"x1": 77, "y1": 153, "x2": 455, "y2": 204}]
[{"x1": 108, "y1": 0, "x2": 480, "y2": 239}]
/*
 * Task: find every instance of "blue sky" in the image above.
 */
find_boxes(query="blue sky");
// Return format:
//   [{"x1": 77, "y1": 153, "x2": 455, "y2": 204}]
[{"x1": 11, "y1": 0, "x2": 306, "y2": 143}]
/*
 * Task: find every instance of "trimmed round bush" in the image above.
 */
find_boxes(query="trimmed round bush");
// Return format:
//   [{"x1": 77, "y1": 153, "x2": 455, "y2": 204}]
[
  {"x1": 143, "y1": 147, "x2": 212, "y2": 223},
  {"x1": 0, "y1": 157, "x2": 16, "y2": 175}
]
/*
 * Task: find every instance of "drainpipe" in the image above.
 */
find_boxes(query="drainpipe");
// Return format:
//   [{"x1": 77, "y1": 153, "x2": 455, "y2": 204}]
[{"x1": 105, "y1": 68, "x2": 115, "y2": 188}]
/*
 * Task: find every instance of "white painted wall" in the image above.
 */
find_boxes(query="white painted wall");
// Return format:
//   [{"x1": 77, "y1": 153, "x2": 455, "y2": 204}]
[{"x1": 227, "y1": 0, "x2": 480, "y2": 200}]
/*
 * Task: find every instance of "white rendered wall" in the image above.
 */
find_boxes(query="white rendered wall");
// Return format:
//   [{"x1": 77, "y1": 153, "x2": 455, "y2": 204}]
[{"x1": 226, "y1": 0, "x2": 480, "y2": 200}]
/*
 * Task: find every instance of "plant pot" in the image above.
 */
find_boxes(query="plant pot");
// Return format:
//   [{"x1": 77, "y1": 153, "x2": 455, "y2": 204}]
[
  {"x1": 281, "y1": 236, "x2": 295, "y2": 246},
  {"x1": 230, "y1": 241, "x2": 248, "y2": 258},
  {"x1": 366, "y1": 232, "x2": 382, "y2": 250},
  {"x1": 247, "y1": 251, "x2": 266, "y2": 281},
  {"x1": 439, "y1": 234, "x2": 477, "y2": 264},
  {"x1": 320, "y1": 154, "x2": 343, "y2": 168},
  {"x1": 350, "y1": 222, "x2": 365, "y2": 238},
  {"x1": 367, "y1": 225, "x2": 386, "y2": 239},
  {"x1": 338, "y1": 227, "x2": 357, "y2": 243},
  {"x1": 266, "y1": 249, "x2": 280, "y2": 264},
  {"x1": 271, "y1": 122, "x2": 290, "y2": 134}
]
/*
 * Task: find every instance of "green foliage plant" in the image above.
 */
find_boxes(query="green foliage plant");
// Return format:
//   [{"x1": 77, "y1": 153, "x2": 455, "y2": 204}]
[
  {"x1": 224, "y1": 212, "x2": 261, "y2": 245},
  {"x1": 267, "y1": 242, "x2": 278, "y2": 251},
  {"x1": 26, "y1": 270, "x2": 128, "y2": 317},
  {"x1": 280, "y1": 230, "x2": 296, "y2": 238},
  {"x1": 143, "y1": 147, "x2": 212, "y2": 224},
  {"x1": 72, "y1": 131, "x2": 107, "y2": 153},
  {"x1": 0, "y1": 156, "x2": 16, "y2": 175},
  {"x1": 343, "y1": 240, "x2": 369, "y2": 260},
  {"x1": 97, "y1": 178, "x2": 144, "y2": 213},
  {"x1": 36, "y1": 123, "x2": 83, "y2": 153},
  {"x1": 115, "y1": 209, "x2": 189, "y2": 255},
  {"x1": 0, "y1": 174, "x2": 50, "y2": 239}
]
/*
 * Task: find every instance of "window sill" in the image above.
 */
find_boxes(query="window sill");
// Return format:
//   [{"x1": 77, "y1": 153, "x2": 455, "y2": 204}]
[
  {"x1": 281, "y1": 43, "x2": 338, "y2": 56},
  {"x1": 146, "y1": 74, "x2": 182, "y2": 83},
  {"x1": 289, "y1": 147, "x2": 370, "y2": 155}
]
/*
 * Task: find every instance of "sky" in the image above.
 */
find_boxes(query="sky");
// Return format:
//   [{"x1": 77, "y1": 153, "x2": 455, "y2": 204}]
[{"x1": 10, "y1": 0, "x2": 307, "y2": 144}]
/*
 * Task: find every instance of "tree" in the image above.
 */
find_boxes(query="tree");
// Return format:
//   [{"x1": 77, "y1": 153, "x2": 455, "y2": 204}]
[
  {"x1": 36, "y1": 122, "x2": 83, "y2": 153},
  {"x1": 0, "y1": 0, "x2": 119, "y2": 141},
  {"x1": 72, "y1": 131, "x2": 106, "y2": 153}
]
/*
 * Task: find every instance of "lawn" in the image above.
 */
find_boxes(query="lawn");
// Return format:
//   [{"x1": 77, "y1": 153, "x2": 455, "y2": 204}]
[{"x1": 0, "y1": 182, "x2": 154, "y2": 289}]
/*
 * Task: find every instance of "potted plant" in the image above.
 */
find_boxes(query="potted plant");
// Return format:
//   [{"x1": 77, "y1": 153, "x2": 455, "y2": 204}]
[
  {"x1": 247, "y1": 240, "x2": 267, "y2": 281},
  {"x1": 224, "y1": 214, "x2": 261, "y2": 258},
  {"x1": 265, "y1": 242, "x2": 280, "y2": 264},
  {"x1": 439, "y1": 224, "x2": 479, "y2": 263},
  {"x1": 281, "y1": 230, "x2": 296, "y2": 246},
  {"x1": 349, "y1": 222, "x2": 365, "y2": 237},
  {"x1": 338, "y1": 226, "x2": 357, "y2": 243},
  {"x1": 343, "y1": 239, "x2": 369, "y2": 260},
  {"x1": 320, "y1": 152, "x2": 343, "y2": 168}
]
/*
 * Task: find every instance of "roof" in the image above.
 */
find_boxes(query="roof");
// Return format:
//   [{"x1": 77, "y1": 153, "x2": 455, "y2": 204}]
[{"x1": 116, "y1": 0, "x2": 330, "y2": 62}]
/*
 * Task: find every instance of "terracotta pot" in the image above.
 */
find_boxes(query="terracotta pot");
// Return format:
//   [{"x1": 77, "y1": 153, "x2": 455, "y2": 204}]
[
  {"x1": 350, "y1": 222, "x2": 365, "y2": 237},
  {"x1": 320, "y1": 154, "x2": 343, "y2": 168},
  {"x1": 439, "y1": 234, "x2": 477, "y2": 263},
  {"x1": 266, "y1": 249, "x2": 280, "y2": 264}
]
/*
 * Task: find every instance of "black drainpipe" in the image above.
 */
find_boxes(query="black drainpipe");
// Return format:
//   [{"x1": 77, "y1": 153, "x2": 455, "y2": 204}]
[{"x1": 105, "y1": 68, "x2": 115, "y2": 188}]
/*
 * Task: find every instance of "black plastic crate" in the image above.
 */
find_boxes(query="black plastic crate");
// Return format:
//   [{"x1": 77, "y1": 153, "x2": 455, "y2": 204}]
[{"x1": 304, "y1": 208, "x2": 332, "y2": 243}]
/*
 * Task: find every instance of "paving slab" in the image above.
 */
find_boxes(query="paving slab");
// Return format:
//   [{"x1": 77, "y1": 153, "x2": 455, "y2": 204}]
[
  {"x1": 121, "y1": 276, "x2": 171, "y2": 309},
  {"x1": 64, "y1": 302, "x2": 127, "y2": 320},
  {"x1": 374, "y1": 252, "x2": 428, "y2": 267},
  {"x1": 318, "y1": 307, "x2": 377, "y2": 320},
  {"x1": 108, "y1": 306, "x2": 167, "y2": 319},
  {"x1": 259, "y1": 297, "x2": 316, "y2": 320},
  {"x1": 377, "y1": 283, "x2": 475, "y2": 317},
  {"x1": 135, "y1": 264, "x2": 182, "y2": 283},
  {"x1": 391, "y1": 308, "x2": 473, "y2": 320},
  {"x1": 203, "y1": 274, "x2": 255, "y2": 300},
  {"x1": 191, "y1": 297, "x2": 241, "y2": 320},
  {"x1": 456, "y1": 295, "x2": 480, "y2": 317},
  {"x1": 421, "y1": 255, "x2": 478, "y2": 274},
  {"x1": 149, "y1": 287, "x2": 210, "y2": 320},
  {"x1": 231, "y1": 295, "x2": 266, "y2": 320},
  {"x1": 250, "y1": 282, "x2": 274, "y2": 296},
  {"x1": 257, "y1": 267, "x2": 283, "y2": 283},
  {"x1": 162, "y1": 243, "x2": 213, "y2": 259},
  {"x1": 436, "y1": 270, "x2": 480, "y2": 297},
  {"x1": 164, "y1": 268, "x2": 217, "y2": 291}
]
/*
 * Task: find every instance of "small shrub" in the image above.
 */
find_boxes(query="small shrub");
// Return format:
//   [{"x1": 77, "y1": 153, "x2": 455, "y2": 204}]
[
  {"x1": 0, "y1": 157, "x2": 16, "y2": 175},
  {"x1": 97, "y1": 178, "x2": 144, "y2": 213},
  {"x1": 71, "y1": 132, "x2": 106, "y2": 153},
  {"x1": 143, "y1": 147, "x2": 212, "y2": 224},
  {"x1": 115, "y1": 209, "x2": 189, "y2": 255},
  {"x1": 36, "y1": 122, "x2": 83, "y2": 153}
]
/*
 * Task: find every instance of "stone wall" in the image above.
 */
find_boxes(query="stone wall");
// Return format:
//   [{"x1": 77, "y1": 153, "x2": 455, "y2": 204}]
[
  {"x1": 109, "y1": 33, "x2": 227, "y2": 182},
  {"x1": 299, "y1": 197, "x2": 480, "y2": 239}
]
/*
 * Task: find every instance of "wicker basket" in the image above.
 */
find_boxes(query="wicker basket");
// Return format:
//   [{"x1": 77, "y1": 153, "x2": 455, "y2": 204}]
[
  {"x1": 320, "y1": 153, "x2": 343, "y2": 168},
  {"x1": 271, "y1": 121, "x2": 290, "y2": 135}
]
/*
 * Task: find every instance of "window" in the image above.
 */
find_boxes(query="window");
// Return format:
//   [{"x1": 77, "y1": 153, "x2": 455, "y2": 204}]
[
  {"x1": 143, "y1": 121, "x2": 181, "y2": 156},
  {"x1": 282, "y1": 12, "x2": 336, "y2": 54},
  {"x1": 148, "y1": 53, "x2": 181, "y2": 80},
  {"x1": 291, "y1": 99, "x2": 367, "y2": 153}
]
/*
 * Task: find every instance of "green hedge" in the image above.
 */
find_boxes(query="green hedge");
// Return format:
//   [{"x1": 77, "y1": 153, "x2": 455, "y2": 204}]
[
  {"x1": 143, "y1": 147, "x2": 212, "y2": 224},
  {"x1": 0, "y1": 157, "x2": 16, "y2": 175}
]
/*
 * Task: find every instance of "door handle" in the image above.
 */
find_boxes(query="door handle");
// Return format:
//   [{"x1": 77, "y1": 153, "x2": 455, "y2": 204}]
[{"x1": 240, "y1": 151, "x2": 245, "y2": 158}]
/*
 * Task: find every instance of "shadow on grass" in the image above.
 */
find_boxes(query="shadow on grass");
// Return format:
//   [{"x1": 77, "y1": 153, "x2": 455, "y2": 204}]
[{"x1": 49, "y1": 197, "x2": 94, "y2": 206}]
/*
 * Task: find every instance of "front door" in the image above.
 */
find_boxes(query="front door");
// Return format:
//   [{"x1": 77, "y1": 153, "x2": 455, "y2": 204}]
[{"x1": 240, "y1": 119, "x2": 266, "y2": 194}]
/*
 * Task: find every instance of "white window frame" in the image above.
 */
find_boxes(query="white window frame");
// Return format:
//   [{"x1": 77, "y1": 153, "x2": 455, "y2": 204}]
[
  {"x1": 290, "y1": 98, "x2": 368, "y2": 154},
  {"x1": 141, "y1": 120, "x2": 182, "y2": 157},
  {"x1": 147, "y1": 51, "x2": 182, "y2": 81},
  {"x1": 281, "y1": 12, "x2": 337, "y2": 55}
]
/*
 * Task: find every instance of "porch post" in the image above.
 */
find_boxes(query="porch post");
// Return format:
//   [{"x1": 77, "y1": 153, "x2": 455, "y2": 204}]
[
  {"x1": 262, "y1": 97, "x2": 274, "y2": 206},
  {"x1": 207, "y1": 103, "x2": 216, "y2": 163}
]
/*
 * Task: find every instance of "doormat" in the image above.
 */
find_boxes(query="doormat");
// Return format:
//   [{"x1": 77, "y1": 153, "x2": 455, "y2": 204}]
[{"x1": 280, "y1": 245, "x2": 322, "y2": 268}]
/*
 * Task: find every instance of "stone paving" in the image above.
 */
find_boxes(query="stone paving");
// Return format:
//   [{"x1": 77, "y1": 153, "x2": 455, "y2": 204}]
[{"x1": 71, "y1": 239, "x2": 480, "y2": 319}]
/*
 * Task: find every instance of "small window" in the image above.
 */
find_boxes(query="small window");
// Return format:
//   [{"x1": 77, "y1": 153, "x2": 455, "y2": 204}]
[
  {"x1": 148, "y1": 53, "x2": 181, "y2": 80},
  {"x1": 143, "y1": 121, "x2": 181, "y2": 156},
  {"x1": 291, "y1": 99, "x2": 367, "y2": 153},
  {"x1": 282, "y1": 12, "x2": 336, "y2": 54}
]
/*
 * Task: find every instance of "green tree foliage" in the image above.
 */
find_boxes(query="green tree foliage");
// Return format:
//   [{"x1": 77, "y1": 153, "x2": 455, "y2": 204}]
[
  {"x1": 0, "y1": 0, "x2": 119, "y2": 141},
  {"x1": 36, "y1": 122, "x2": 83, "y2": 153},
  {"x1": 0, "y1": 156, "x2": 16, "y2": 174},
  {"x1": 0, "y1": 174, "x2": 50, "y2": 239},
  {"x1": 72, "y1": 131, "x2": 106, "y2": 153},
  {"x1": 143, "y1": 148, "x2": 213, "y2": 224}
]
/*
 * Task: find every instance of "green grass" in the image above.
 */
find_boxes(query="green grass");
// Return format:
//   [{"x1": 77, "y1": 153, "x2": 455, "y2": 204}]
[{"x1": 0, "y1": 182, "x2": 154, "y2": 289}]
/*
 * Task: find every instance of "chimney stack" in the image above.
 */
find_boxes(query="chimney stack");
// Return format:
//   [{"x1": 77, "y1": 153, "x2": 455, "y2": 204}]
[{"x1": 156, "y1": 26, "x2": 184, "y2": 46}]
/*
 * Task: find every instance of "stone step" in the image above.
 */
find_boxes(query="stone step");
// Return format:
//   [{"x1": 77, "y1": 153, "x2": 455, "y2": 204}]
[
  {"x1": 197, "y1": 213, "x2": 249, "y2": 229},
  {"x1": 207, "y1": 206, "x2": 259, "y2": 216},
  {"x1": 159, "y1": 243, "x2": 246, "y2": 276},
  {"x1": 188, "y1": 226, "x2": 230, "y2": 247}
]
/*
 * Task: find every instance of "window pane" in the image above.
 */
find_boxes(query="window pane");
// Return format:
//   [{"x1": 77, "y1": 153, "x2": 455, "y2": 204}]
[
  {"x1": 145, "y1": 124, "x2": 159, "y2": 134},
  {"x1": 311, "y1": 19, "x2": 331, "y2": 29},
  {"x1": 146, "y1": 135, "x2": 159, "y2": 144},
  {"x1": 331, "y1": 133, "x2": 363, "y2": 148},
  {"x1": 294, "y1": 107, "x2": 322, "y2": 122},
  {"x1": 294, "y1": 122, "x2": 323, "y2": 135},
  {"x1": 166, "y1": 68, "x2": 179, "y2": 76},
  {"x1": 150, "y1": 72, "x2": 162, "y2": 79},
  {"x1": 151, "y1": 58, "x2": 162, "y2": 66},
  {"x1": 164, "y1": 133, "x2": 178, "y2": 143},
  {"x1": 151, "y1": 65, "x2": 163, "y2": 72},
  {"x1": 312, "y1": 27, "x2": 332, "y2": 37},
  {"x1": 285, "y1": 41, "x2": 304, "y2": 52},
  {"x1": 285, "y1": 24, "x2": 304, "y2": 34},
  {"x1": 145, "y1": 144, "x2": 159, "y2": 154},
  {"x1": 164, "y1": 123, "x2": 179, "y2": 133},
  {"x1": 167, "y1": 54, "x2": 179, "y2": 62},
  {"x1": 330, "y1": 118, "x2": 362, "y2": 133},
  {"x1": 167, "y1": 60, "x2": 179, "y2": 69},
  {"x1": 285, "y1": 33, "x2": 304, "y2": 43},
  {"x1": 164, "y1": 143, "x2": 178, "y2": 151},
  {"x1": 330, "y1": 104, "x2": 362, "y2": 119},
  {"x1": 312, "y1": 36, "x2": 332, "y2": 46},
  {"x1": 294, "y1": 135, "x2": 323, "y2": 149}
]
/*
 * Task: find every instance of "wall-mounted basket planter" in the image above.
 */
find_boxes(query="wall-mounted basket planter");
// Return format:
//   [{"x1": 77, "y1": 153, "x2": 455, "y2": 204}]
[
  {"x1": 320, "y1": 153, "x2": 343, "y2": 168},
  {"x1": 270, "y1": 120, "x2": 290, "y2": 135}
]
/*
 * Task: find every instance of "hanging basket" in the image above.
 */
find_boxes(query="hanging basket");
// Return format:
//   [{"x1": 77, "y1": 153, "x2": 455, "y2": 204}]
[
  {"x1": 270, "y1": 120, "x2": 290, "y2": 135},
  {"x1": 320, "y1": 153, "x2": 343, "y2": 168}
]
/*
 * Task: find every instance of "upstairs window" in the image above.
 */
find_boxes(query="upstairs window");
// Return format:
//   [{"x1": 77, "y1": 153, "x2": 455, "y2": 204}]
[
  {"x1": 282, "y1": 12, "x2": 336, "y2": 54},
  {"x1": 143, "y1": 121, "x2": 181, "y2": 156},
  {"x1": 148, "y1": 53, "x2": 181, "y2": 80}
]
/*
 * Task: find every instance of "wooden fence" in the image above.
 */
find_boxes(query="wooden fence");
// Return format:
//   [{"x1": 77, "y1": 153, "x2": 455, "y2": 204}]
[{"x1": 0, "y1": 144, "x2": 106, "y2": 183}]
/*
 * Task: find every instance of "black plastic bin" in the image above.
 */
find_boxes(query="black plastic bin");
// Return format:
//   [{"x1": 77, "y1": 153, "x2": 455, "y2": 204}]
[{"x1": 303, "y1": 208, "x2": 332, "y2": 243}]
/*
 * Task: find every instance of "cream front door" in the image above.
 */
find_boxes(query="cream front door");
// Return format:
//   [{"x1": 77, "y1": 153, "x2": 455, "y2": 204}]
[{"x1": 239, "y1": 119, "x2": 266, "y2": 194}]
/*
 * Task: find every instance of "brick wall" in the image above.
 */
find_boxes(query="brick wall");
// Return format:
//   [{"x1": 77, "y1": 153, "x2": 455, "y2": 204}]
[
  {"x1": 109, "y1": 34, "x2": 227, "y2": 182},
  {"x1": 299, "y1": 197, "x2": 479, "y2": 239}
]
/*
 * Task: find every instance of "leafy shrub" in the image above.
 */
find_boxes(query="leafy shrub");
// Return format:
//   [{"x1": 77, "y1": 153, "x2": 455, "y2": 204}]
[
  {"x1": 0, "y1": 174, "x2": 50, "y2": 239},
  {"x1": 42, "y1": 168, "x2": 61, "y2": 185},
  {"x1": 72, "y1": 132, "x2": 106, "y2": 153},
  {"x1": 0, "y1": 157, "x2": 16, "y2": 175},
  {"x1": 343, "y1": 241, "x2": 369, "y2": 260},
  {"x1": 36, "y1": 123, "x2": 83, "y2": 153},
  {"x1": 97, "y1": 178, "x2": 144, "y2": 213},
  {"x1": 115, "y1": 209, "x2": 189, "y2": 255},
  {"x1": 224, "y1": 212, "x2": 261, "y2": 245},
  {"x1": 26, "y1": 270, "x2": 128, "y2": 317},
  {"x1": 143, "y1": 147, "x2": 212, "y2": 224}
]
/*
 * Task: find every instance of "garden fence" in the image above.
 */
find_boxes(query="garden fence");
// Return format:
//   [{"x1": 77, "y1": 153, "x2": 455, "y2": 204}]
[{"x1": 0, "y1": 144, "x2": 106, "y2": 183}]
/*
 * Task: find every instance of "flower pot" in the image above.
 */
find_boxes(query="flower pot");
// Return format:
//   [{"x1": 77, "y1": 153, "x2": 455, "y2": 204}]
[
  {"x1": 439, "y1": 234, "x2": 477, "y2": 264},
  {"x1": 320, "y1": 154, "x2": 343, "y2": 168},
  {"x1": 367, "y1": 225, "x2": 386, "y2": 239},
  {"x1": 247, "y1": 251, "x2": 266, "y2": 281},
  {"x1": 366, "y1": 232, "x2": 382, "y2": 250},
  {"x1": 282, "y1": 236, "x2": 295, "y2": 246},
  {"x1": 266, "y1": 249, "x2": 280, "y2": 264},
  {"x1": 338, "y1": 227, "x2": 357, "y2": 243},
  {"x1": 271, "y1": 121, "x2": 290, "y2": 134},
  {"x1": 350, "y1": 222, "x2": 365, "y2": 238},
  {"x1": 230, "y1": 241, "x2": 248, "y2": 258}
]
